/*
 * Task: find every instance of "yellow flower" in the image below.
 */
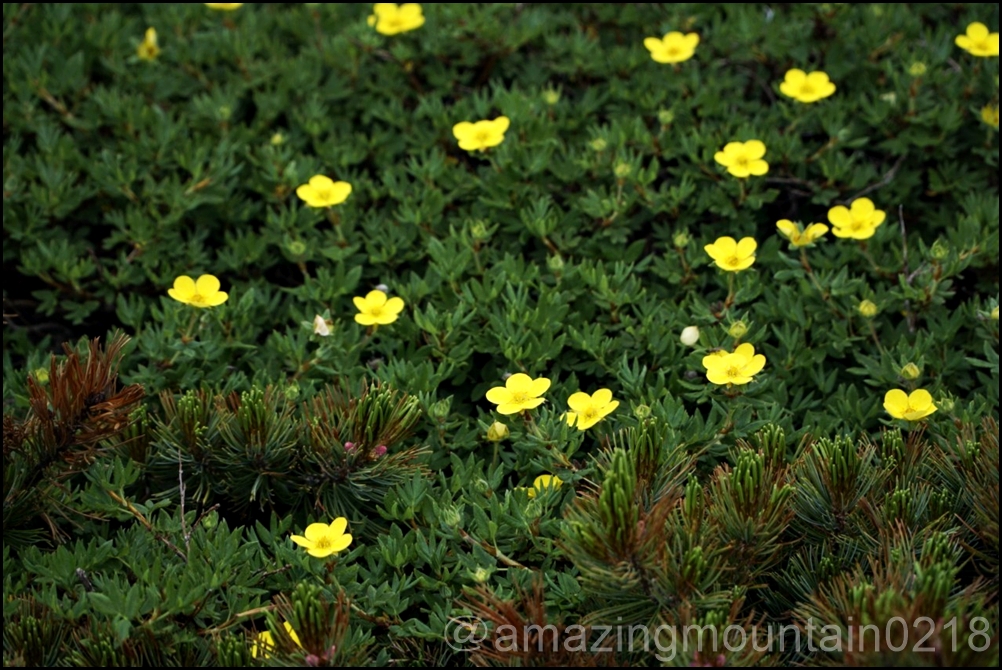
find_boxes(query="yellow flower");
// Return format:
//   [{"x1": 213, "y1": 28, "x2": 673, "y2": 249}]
[
  {"x1": 367, "y1": 3, "x2": 425, "y2": 36},
  {"x1": 713, "y1": 140, "x2": 769, "y2": 178},
  {"x1": 527, "y1": 474, "x2": 563, "y2": 499},
  {"x1": 137, "y1": 27, "x2": 160, "y2": 61},
  {"x1": 251, "y1": 622, "x2": 302, "y2": 659},
  {"x1": 955, "y1": 22, "x2": 999, "y2": 57},
  {"x1": 452, "y1": 117, "x2": 510, "y2": 153},
  {"x1": 982, "y1": 104, "x2": 999, "y2": 129},
  {"x1": 290, "y1": 518, "x2": 353, "y2": 559},
  {"x1": 883, "y1": 389, "x2": 937, "y2": 421},
  {"x1": 704, "y1": 236, "x2": 757, "y2": 272},
  {"x1": 564, "y1": 389, "x2": 619, "y2": 431},
  {"x1": 168, "y1": 274, "x2": 228, "y2": 308},
  {"x1": 643, "y1": 31, "x2": 699, "y2": 64},
  {"x1": 486, "y1": 421, "x2": 509, "y2": 442},
  {"x1": 779, "y1": 69, "x2": 836, "y2": 103},
  {"x1": 702, "y1": 343, "x2": 766, "y2": 386},
  {"x1": 776, "y1": 220, "x2": 829, "y2": 247},
  {"x1": 827, "y1": 197, "x2": 886, "y2": 240},
  {"x1": 353, "y1": 290, "x2": 405, "y2": 326},
  {"x1": 296, "y1": 175, "x2": 352, "y2": 208},
  {"x1": 486, "y1": 373, "x2": 550, "y2": 415},
  {"x1": 858, "y1": 300, "x2": 879, "y2": 318},
  {"x1": 205, "y1": 3, "x2": 243, "y2": 10}
]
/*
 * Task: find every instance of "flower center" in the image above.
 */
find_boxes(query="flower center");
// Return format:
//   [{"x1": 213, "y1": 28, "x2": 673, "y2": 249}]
[
  {"x1": 800, "y1": 83, "x2": 815, "y2": 96},
  {"x1": 314, "y1": 536, "x2": 332, "y2": 550},
  {"x1": 583, "y1": 408, "x2": 598, "y2": 420},
  {"x1": 474, "y1": 130, "x2": 493, "y2": 145},
  {"x1": 189, "y1": 293, "x2": 208, "y2": 305},
  {"x1": 511, "y1": 392, "x2": 527, "y2": 403},
  {"x1": 315, "y1": 188, "x2": 331, "y2": 201},
  {"x1": 665, "y1": 46, "x2": 680, "y2": 57},
  {"x1": 734, "y1": 156, "x2": 749, "y2": 168},
  {"x1": 726, "y1": 255, "x2": 741, "y2": 267},
  {"x1": 368, "y1": 306, "x2": 383, "y2": 316}
]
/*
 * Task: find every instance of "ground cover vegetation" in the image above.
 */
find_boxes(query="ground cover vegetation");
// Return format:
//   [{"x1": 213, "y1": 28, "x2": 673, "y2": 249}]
[{"x1": 2, "y1": 2, "x2": 999, "y2": 666}]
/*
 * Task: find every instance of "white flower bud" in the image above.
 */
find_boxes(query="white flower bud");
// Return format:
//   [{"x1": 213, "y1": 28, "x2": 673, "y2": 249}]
[{"x1": 680, "y1": 326, "x2": 700, "y2": 346}]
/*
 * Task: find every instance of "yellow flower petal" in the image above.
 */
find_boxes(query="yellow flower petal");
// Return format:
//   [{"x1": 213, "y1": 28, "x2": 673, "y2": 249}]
[
  {"x1": 529, "y1": 376, "x2": 550, "y2": 397},
  {"x1": 566, "y1": 391, "x2": 592, "y2": 413},
  {"x1": 365, "y1": 289, "x2": 388, "y2": 307},
  {"x1": 195, "y1": 274, "x2": 220, "y2": 296},
  {"x1": 304, "y1": 522, "x2": 332, "y2": 543},
  {"x1": 171, "y1": 275, "x2": 196, "y2": 300},
  {"x1": 743, "y1": 140, "x2": 766, "y2": 160},
  {"x1": 908, "y1": 389, "x2": 933, "y2": 411},
  {"x1": 591, "y1": 388, "x2": 613, "y2": 406},
  {"x1": 329, "y1": 517, "x2": 348, "y2": 536},
  {"x1": 883, "y1": 389, "x2": 910, "y2": 417},
  {"x1": 506, "y1": 373, "x2": 533, "y2": 393}
]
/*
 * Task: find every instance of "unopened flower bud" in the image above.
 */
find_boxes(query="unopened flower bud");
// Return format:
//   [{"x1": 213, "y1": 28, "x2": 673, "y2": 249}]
[
  {"x1": 908, "y1": 62, "x2": 927, "y2": 77},
  {"x1": 471, "y1": 567, "x2": 491, "y2": 583},
  {"x1": 936, "y1": 397, "x2": 955, "y2": 413},
  {"x1": 858, "y1": 300, "x2": 879, "y2": 318},
  {"x1": 680, "y1": 325, "x2": 700, "y2": 346},
  {"x1": 728, "y1": 321, "x2": 748, "y2": 339},
  {"x1": 613, "y1": 162, "x2": 632, "y2": 178},
  {"x1": 343, "y1": 442, "x2": 356, "y2": 453},
  {"x1": 634, "y1": 404, "x2": 651, "y2": 420},
  {"x1": 542, "y1": 88, "x2": 561, "y2": 105},
  {"x1": 547, "y1": 254, "x2": 564, "y2": 272},
  {"x1": 589, "y1": 138, "x2": 608, "y2": 152},
  {"x1": 992, "y1": 306, "x2": 999, "y2": 320},
  {"x1": 470, "y1": 220, "x2": 489, "y2": 240},
  {"x1": 33, "y1": 368, "x2": 49, "y2": 384},
  {"x1": 284, "y1": 383, "x2": 300, "y2": 401},
  {"x1": 375, "y1": 283, "x2": 389, "y2": 293},
  {"x1": 900, "y1": 363, "x2": 920, "y2": 380},
  {"x1": 929, "y1": 240, "x2": 948, "y2": 260},
  {"x1": 287, "y1": 239, "x2": 307, "y2": 256},
  {"x1": 430, "y1": 398, "x2": 451, "y2": 420},
  {"x1": 440, "y1": 505, "x2": 462, "y2": 528},
  {"x1": 657, "y1": 108, "x2": 675, "y2": 125},
  {"x1": 372, "y1": 445, "x2": 387, "y2": 458},
  {"x1": 673, "y1": 231, "x2": 690, "y2": 248},
  {"x1": 486, "y1": 421, "x2": 509, "y2": 442},
  {"x1": 270, "y1": 132, "x2": 285, "y2": 146}
]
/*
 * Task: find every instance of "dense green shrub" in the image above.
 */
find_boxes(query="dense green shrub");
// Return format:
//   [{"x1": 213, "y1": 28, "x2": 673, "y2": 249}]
[{"x1": 3, "y1": 2, "x2": 998, "y2": 666}]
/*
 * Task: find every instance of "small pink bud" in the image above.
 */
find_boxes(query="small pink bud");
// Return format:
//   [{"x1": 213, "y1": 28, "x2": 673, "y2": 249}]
[
  {"x1": 305, "y1": 654, "x2": 322, "y2": 667},
  {"x1": 344, "y1": 442, "x2": 356, "y2": 453},
  {"x1": 373, "y1": 445, "x2": 387, "y2": 457}
]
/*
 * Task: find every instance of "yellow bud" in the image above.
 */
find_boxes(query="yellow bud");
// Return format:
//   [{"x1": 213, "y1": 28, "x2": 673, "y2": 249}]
[
  {"x1": 657, "y1": 109, "x2": 675, "y2": 125},
  {"x1": 908, "y1": 62, "x2": 927, "y2": 77},
  {"x1": 900, "y1": 363, "x2": 920, "y2": 380},
  {"x1": 542, "y1": 88, "x2": 561, "y2": 105},
  {"x1": 673, "y1": 231, "x2": 690, "y2": 248},
  {"x1": 471, "y1": 567, "x2": 491, "y2": 583},
  {"x1": 858, "y1": 300, "x2": 879, "y2": 318},
  {"x1": 613, "y1": 162, "x2": 632, "y2": 178},
  {"x1": 992, "y1": 306, "x2": 999, "y2": 321},
  {"x1": 728, "y1": 321, "x2": 748, "y2": 339},
  {"x1": 589, "y1": 138, "x2": 608, "y2": 152},
  {"x1": 33, "y1": 368, "x2": 50, "y2": 384},
  {"x1": 270, "y1": 132, "x2": 285, "y2": 146},
  {"x1": 486, "y1": 421, "x2": 509, "y2": 442}
]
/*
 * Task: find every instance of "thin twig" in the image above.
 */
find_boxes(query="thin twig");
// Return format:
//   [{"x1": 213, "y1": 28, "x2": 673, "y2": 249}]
[{"x1": 843, "y1": 154, "x2": 906, "y2": 204}]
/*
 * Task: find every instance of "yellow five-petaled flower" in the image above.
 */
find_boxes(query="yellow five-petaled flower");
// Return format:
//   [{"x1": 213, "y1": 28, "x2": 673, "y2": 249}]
[
  {"x1": 527, "y1": 474, "x2": 563, "y2": 499},
  {"x1": 779, "y1": 69, "x2": 836, "y2": 103},
  {"x1": 776, "y1": 220, "x2": 829, "y2": 248},
  {"x1": 955, "y1": 22, "x2": 999, "y2": 57},
  {"x1": 704, "y1": 236, "x2": 757, "y2": 272},
  {"x1": 368, "y1": 3, "x2": 425, "y2": 35},
  {"x1": 453, "y1": 117, "x2": 510, "y2": 152},
  {"x1": 827, "y1": 197, "x2": 885, "y2": 240},
  {"x1": 714, "y1": 140, "x2": 769, "y2": 178},
  {"x1": 702, "y1": 343, "x2": 766, "y2": 386},
  {"x1": 486, "y1": 373, "x2": 550, "y2": 415},
  {"x1": 353, "y1": 289, "x2": 405, "y2": 326},
  {"x1": 643, "y1": 31, "x2": 699, "y2": 64},
  {"x1": 137, "y1": 27, "x2": 160, "y2": 61},
  {"x1": 564, "y1": 389, "x2": 619, "y2": 431},
  {"x1": 205, "y1": 3, "x2": 244, "y2": 10},
  {"x1": 168, "y1": 274, "x2": 228, "y2": 308},
  {"x1": 883, "y1": 389, "x2": 937, "y2": 421},
  {"x1": 291, "y1": 518, "x2": 353, "y2": 559},
  {"x1": 296, "y1": 175, "x2": 352, "y2": 208}
]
